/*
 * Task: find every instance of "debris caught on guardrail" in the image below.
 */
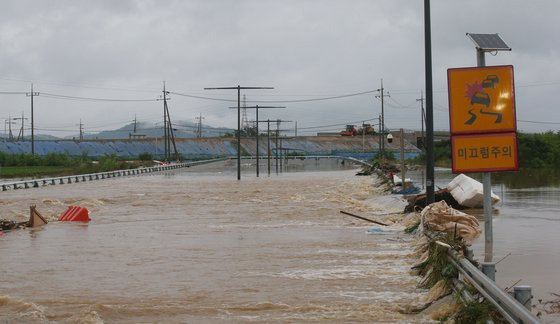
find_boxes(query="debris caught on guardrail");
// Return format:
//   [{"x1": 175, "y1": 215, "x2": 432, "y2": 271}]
[{"x1": 419, "y1": 201, "x2": 481, "y2": 242}]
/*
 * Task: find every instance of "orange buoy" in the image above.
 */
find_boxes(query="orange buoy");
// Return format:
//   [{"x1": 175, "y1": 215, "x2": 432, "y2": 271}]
[{"x1": 58, "y1": 206, "x2": 90, "y2": 222}]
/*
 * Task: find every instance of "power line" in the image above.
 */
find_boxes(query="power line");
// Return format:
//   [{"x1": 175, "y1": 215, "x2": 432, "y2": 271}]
[
  {"x1": 170, "y1": 88, "x2": 379, "y2": 104},
  {"x1": 297, "y1": 118, "x2": 377, "y2": 130},
  {"x1": 40, "y1": 92, "x2": 159, "y2": 102},
  {"x1": 0, "y1": 75, "x2": 161, "y2": 93},
  {"x1": 518, "y1": 119, "x2": 560, "y2": 125}
]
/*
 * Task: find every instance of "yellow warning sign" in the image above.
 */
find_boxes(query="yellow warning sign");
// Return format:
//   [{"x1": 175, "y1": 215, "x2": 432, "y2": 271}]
[
  {"x1": 451, "y1": 132, "x2": 518, "y2": 173},
  {"x1": 448, "y1": 65, "x2": 516, "y2": 135}
]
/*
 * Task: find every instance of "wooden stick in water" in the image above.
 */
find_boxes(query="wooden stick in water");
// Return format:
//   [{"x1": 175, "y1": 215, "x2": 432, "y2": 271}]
[{"x1": 340, "y1": 210, "x2": 389, "y2": 226}]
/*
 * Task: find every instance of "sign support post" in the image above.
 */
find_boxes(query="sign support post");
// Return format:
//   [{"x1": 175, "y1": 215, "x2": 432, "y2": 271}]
[{"x1": 476, "y1": 49, "x2": 494, "y2": 263}]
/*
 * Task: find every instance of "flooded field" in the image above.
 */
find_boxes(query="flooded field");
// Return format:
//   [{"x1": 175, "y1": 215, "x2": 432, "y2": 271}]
[{"x1": 0, "y1": 160, "x2": 429, "y2": 323}]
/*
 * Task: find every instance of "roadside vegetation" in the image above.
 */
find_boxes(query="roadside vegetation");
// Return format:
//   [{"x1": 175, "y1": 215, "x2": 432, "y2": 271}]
[
  {"x1": 408, "y1": 140, "x2": 451, "y2": 168},
  {"x1": 0, "y1": 152, "x2": 155, "y2": 179}
]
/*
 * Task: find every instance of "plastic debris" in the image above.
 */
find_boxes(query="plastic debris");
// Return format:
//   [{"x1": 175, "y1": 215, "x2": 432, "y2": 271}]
[
  {"x1": 367, "y1": 226, "x2": 387, "y2": 235},
  {"x1": 448, "y1": 174, "x2": 500, "y2": 208},
  {"x1": 420, "y1": 200, "x2": 481, "y2": 241}
]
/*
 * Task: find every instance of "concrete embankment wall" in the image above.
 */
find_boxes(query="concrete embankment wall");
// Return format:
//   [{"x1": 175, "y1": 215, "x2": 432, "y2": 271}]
[{"x1": 0, "y1": 136, "x2": 420, "y2": 159}]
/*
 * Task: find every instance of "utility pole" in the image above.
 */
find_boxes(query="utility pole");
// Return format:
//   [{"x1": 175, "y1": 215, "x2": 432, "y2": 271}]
[
  {"x1": 166, "y1": 91, "x2": 179, "y2": 161},
  {"x1": 236, "y1": 105, "x2": 285, "y2": 177},
  {"x1": 260, "y1": 119, "x2": 273, "y2": 176},
  {"x1": 5, "y1": 117, "x2": 16, "y2": 142},
  {"x1": 158, "y1": 82, "x2": 179, "y2": 161},
  {"x1": 26, "y1": 83, "x2": 40, "y2": 155},
  {"x1": 424, "y1": 0, "x2": 435, "y2": 204},
  {"x1": 400, "y1": 128, "x2": 406, "y2": 190},
  {"x1": 163, "y1": 82, "x2": 169, "y2": 160},
  {"x1": 416, "y1": 91, "x2": 425, "y2": 150},
  {"x1": 133, "y1": 114, "x2": 138, "y2": 133},
  {"x1": 417, "y1": 92, "x2": 426, "y2": 190},
  {"x1": 362, "y1": 121, "x2": 365, "y2": 152},
  {"x1": 378, "y1": 114, "x2": 382, "y2": 156},
  {"x1": 276, "y1": 120, "x2": 280, "y2": 175},
  {"x1": 13, "y1": 112, "x2": 28, "y2": 141},
  {"x1": 279, "y1": 137, "x2": 283, "y2": 172},
  {"x1": 270, "y1": 119, "x2": 292, "y2": 175},
  {"x1": 295, "y1": 121, "x2": 298, "y2": 137},
  {"x1": 205, "y1": 85, "x2": 274, "y2": 180},
  {"x1": 195, "y1": 113, "x2": 205, "y2": 138},
  {"x1": 375, "y1": 79, "x2": 389, "y2": 153}
]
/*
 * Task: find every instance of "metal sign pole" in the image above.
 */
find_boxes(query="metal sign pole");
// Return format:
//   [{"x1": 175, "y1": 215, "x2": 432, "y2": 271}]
[{"x1": 477, "y1": 49, "x2": 494, "y2": 264}]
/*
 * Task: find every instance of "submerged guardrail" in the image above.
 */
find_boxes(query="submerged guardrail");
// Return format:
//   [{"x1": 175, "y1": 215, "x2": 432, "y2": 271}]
[
  {"x1": 1, "y1": 155, "x2": 369, "y2": 192},
  {"x1": 237, "y1": 155, "x2": 372, "y2": 166},
  {"x1": 0, "y1": 158, "x2": 228, "y2": 192}
]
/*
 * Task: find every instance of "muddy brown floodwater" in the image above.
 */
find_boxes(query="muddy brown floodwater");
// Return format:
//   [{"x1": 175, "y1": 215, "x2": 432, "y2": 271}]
[{"x1": 0, "y1": 161, "x2": 429, "y2": 323}]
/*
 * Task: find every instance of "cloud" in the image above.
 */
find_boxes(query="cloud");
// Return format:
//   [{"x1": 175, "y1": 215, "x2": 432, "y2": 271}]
[{"x1": 1, "y1": 0, "x2": 559, "y2": 136}]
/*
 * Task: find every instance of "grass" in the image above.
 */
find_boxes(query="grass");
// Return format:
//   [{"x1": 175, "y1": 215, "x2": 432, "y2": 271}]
[
  {"x1": 0, "y1": 166, "x2": 76, "y2": 178},
  {"x1": 453, "y1": 299, "x2": 506, "y2": 324},
  {"x1": 0, "y1": 160, "x2": 153, "y2": 179}
]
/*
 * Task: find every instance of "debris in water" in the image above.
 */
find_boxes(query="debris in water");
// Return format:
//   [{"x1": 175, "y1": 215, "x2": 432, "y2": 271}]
[
  {"x1": 28, "y1": 205, "x2": 48, "y2": 227},
  {"x1": 367, "y1": 226, "x2": 387, "y2": 235},
  {"x1": 340, "y1": 210, "x2": 389, "y2": 226},
  {"x1": 58, "y1": 206, "x2": 91, "y2": 222},
  {"x1": 1, "y1": 205, "x2": 48, "y2": 231}
]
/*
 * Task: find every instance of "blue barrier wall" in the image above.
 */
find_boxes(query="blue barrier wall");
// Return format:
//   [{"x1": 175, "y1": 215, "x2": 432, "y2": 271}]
[{"x1": 0, "y1": 137, "x2": 420, "y2": 159}]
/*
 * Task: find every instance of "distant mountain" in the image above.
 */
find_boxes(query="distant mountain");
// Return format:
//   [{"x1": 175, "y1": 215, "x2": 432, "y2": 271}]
[
  {"x1": 0, "y1": 134, "x2": 63, "y2": 141},
  {"x1": 77, "y1": 121, "x2": 234, "y2": 140}
]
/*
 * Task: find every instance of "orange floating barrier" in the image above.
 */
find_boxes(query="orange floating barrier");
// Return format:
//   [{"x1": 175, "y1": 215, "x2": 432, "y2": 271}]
[{"x1": 58, "y1": 206, "x2": 90, "y2": 222}]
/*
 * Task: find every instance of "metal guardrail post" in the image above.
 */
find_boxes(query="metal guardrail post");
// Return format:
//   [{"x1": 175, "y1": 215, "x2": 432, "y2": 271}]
[
  {"x1": 481, "y1": 262, "x2": 496, "y2": 281},
  {"x1": 514, "y1": 286, "x2": 533, "y2": 312}
]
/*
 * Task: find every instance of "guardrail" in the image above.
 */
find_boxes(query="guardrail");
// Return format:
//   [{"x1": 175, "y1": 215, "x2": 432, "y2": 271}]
[
  {"x1": 236, "y1": 155, "x2": 372, "y2": 166},
  {"x1": 0, "y1": 158, "x2": 228, "y2": 192},
  {"x1": 437, "y1": 241, "x2": 540, "y2": 323}
]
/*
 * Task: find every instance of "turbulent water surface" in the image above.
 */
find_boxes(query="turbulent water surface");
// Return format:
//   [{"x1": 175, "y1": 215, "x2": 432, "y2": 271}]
[{"x1": 0, "y1": 160, "x2": 427, "y2": 323}]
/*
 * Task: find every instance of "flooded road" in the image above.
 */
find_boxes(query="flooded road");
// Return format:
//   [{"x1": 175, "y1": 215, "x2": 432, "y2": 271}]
[{"x1": 0, "y1": 160, "x2": 427, "y2": 323}]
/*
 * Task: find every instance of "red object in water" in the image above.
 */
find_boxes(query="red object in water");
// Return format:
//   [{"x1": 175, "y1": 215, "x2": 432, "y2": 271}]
[{"x1": 58, "y1": 206, "x2": 90, "y2": 222}]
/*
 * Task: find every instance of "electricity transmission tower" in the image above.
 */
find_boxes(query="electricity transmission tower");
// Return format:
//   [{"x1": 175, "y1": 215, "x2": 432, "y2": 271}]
[
  {"x1": 241, "y1": 94, "x2": 249, "y2": 132},
  {"x1": 78, "y1": 119, "x2": 84, "y2": 140}
]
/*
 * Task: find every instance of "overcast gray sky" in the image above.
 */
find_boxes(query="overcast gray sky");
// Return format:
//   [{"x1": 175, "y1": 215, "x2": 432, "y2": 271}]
[{"x1": 1, "y1": 0, "x2": 559, "y2": 137}]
